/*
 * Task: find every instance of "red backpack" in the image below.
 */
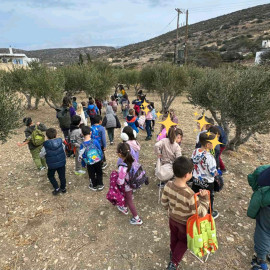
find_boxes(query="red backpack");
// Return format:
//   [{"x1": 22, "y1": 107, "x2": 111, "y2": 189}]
[{"x1": 88, "y1": 107, "x2": 97, "y2": 118}]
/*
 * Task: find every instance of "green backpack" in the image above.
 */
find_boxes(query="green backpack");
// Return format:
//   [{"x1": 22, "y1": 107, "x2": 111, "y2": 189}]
[{"x1": 31, "y1": 127, "x2": 45, "y2": 146}]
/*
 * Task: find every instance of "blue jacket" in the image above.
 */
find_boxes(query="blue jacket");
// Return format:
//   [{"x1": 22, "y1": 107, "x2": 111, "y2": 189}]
[
  {"x1": 217, "y1": 126, "x2": 227, "y2": 146},
  {"x1": 87, "y1": 104, "x2": 99, "y2": 114},
  {"x1": 91, "y1": 125, "x2": 106, "y2": 148},
  {"x1": 126, "y1": 115, "x2": 139, "y2": 133},
  {"x1": 43, "y1": 138, "x2": 66, "y2": 169}
]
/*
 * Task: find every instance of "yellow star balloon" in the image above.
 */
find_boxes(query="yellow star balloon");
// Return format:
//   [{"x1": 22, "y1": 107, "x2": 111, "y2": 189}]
[
  {"x1": 158, "y1": 115, "x2": 178, "y2": 134},
  {"x1": 207, "y1": 134, "x2": 222, "y2": 149},
  {"x1": 194, "y1": 112, "x2": 199, "y2": 117},
  {"x1": 195, "y1": 113, "x2": 210, "y2": 131},
  {"x1": 142, "y1": 105, "x2": 150, "y2": 115},
  {"x1": 206, "y1": 131, "x2": 212, "y2": 137},
  {"x1": 141, "y1": 100, "x2": 149, "y2": 109},
  {"x1": 156, "y1": 111, "x2": 163, "y2": 119}
]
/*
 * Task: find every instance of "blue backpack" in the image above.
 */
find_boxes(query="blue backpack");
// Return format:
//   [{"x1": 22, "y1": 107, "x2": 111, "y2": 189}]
[
  {"x1": 82, "y1": 141, "x2": 103, "y2": 165},
  {"x1": 91, "y1": 125, "x2": 101, "y2": 143}
]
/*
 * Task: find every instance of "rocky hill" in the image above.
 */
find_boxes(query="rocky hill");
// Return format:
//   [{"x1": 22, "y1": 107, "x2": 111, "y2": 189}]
[
  {"x1": 100, "y1": 3, "x2": 270, "y2": 68},
  {"x1": 0, "y1": 46, "x2": 115, "y2": 66}
]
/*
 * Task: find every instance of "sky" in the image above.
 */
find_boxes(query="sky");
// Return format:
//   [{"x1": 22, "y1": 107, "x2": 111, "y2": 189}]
[{"x1": 0, "y1": 0, "x2": 269, "y2": 50}]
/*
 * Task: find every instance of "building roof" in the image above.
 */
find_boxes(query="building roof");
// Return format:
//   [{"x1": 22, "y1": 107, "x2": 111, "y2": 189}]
[{"x1": 0, "y1": 53, "x2": 26, "y2": 57}]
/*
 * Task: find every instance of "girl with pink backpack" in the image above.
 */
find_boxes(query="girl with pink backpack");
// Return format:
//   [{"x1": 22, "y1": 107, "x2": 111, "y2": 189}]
[{"x1": 115, "y1": 142, "x2": 143, "y2": 225}]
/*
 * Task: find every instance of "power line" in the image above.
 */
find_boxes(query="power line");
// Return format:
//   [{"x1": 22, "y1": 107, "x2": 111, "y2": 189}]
[{"x1": 161, "y1": 14, "x2": 177, "y2": 32}]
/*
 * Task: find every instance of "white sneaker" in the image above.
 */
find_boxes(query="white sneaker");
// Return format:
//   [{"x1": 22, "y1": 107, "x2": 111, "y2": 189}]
[
  {"x1": 130, "y1": 217, "x2": 143, "y2": 225},
  {"x1": 117, "y1": 206, "x2": 129, "y2": 215}
]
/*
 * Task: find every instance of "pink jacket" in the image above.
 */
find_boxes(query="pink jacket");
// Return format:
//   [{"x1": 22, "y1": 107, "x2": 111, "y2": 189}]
[{"x1": 117, "y1": 165, "x2": 132, "y2": 192}]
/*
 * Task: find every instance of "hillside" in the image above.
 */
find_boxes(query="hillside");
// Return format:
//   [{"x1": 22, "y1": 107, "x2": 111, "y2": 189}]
[
  {"x1": 0, "y1": 46, "x2": 115, "y2": 66},
  {"x1": 100, "y1": 3, "x2": 270, "y2": 68}
]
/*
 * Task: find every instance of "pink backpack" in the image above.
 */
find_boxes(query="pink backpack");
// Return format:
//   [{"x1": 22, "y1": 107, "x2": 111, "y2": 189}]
[
  {"x1": 157, "y1": 128, "x2": 167, "y2": 141},
  {"x1": 106, "y1": 171, "x2": 125, "y2": 207}
]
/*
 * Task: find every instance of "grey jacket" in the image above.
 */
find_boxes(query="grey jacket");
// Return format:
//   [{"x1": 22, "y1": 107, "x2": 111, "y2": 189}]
[
  {"x1": 69, "y1": 126, "x2": 84, "y2": 148},
  {"x1": 102, "y1": 106, "x2": 117, "y2": 129},
  {"x1": 24, "y1": 123, "x2": 47, "y2": 150}
]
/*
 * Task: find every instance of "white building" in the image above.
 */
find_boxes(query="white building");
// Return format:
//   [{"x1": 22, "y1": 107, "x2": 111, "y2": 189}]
[
  {"x1": 255, "y1": 40, "x2": 270, "y2": 64},
  {"x1": 262, "y1": 40, "x2": 270, "y2": 49},
  {"x1": 0, "y1": 47, "x2": 39, "y2": 66}
]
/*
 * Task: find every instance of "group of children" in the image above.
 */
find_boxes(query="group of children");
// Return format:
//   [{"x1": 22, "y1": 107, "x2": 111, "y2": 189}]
[{"x1": 18, "y1": 91, "x2": 270, "y2": 270}]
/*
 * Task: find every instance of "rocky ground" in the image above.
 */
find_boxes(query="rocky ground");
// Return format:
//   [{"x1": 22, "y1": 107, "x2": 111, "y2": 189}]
[{"x1": 0, "y1": 93, "x2": 269, "y2": 270}]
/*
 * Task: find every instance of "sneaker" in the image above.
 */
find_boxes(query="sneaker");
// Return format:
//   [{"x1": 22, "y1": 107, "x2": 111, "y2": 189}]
[
  {"x1": 139, "y1": 126, "x2": 144, "y2": 130},
  {"x1": 97, "y1": 185, "x2": 104, "y2": 191},
  {"x1": 251, "y1": 256, "x2": 269, "y2": 270},
  {"x1": 145, "y1": 137, "x2": 151, "y2": 141},
  {"x1": 110, "y1": 141, "x2": 114, "y2": 145},
  {"x1": 212, "y1": 210, "x2": 219, "y2": 219},
  {"x1": 166, "y1": 261, "x2": 177, "y2": 270},
  {"x1": 40, "y1": 166, "x2": 46, "y2": 171},
  {"x1": 157, "y1": 182, "x2": 166, "y2": 188},
  {"x1": 130, "y1": 217, "x2": 143, "y2": 225},
  {"x1": 221, "y1": 169, "x2": 228, "y2": 175},
  {"x1": 89, "y1": 185, "x2": 98, "y2": 191},
  {"x1": 61, "y1": 188, "x2": 67, "y2": 193},
  {"x1": 52, "y1": 188, "x2": 60, "y2": 195},
  {"x1": 74, "y1": 170, "x2": 86, "y2": 175},
  {"x1": 102, "y1": 162, "x2": 108, "y2": 170},
  {"x1": 117, "y1": 206, "x2": 129, "y2": 215}
]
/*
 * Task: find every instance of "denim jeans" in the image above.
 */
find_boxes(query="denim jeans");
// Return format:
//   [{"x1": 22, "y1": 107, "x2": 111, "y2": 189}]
[
  {"x1": 254, "y1": 205, "x2": 270, "y2": 261},
  {"x1": 145, "y1": 120, "x2": 152, "y2": 137}
]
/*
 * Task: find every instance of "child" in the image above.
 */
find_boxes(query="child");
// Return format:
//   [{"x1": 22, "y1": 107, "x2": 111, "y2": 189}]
[
  {"x1": 72, "y1": 97, "x2": 77, "y2": 111},
  {"x1": 155, "y1": 127, "x2": 182, "y2": 187},
  {"x1": 145, "y1": 104, "x2": 153, "y2": 141},
  {"x1": 161, "y1": 156, "x2": 209, "y2": 270},
  {"x1": 102, "y1": 105, "x2": 121, "y2": 145},
  {"x1": 91, "y1": 115, "x2": 107, "y2": 169},
  {"x1": 79, "y1": 126, "x2": 104, "y2": 191},
  {"x1": 169, "y1": 109, "x2": 178, "y2": 124},
  {"x1": 116, "y1": 142, "x2": 143, "y2": 225},
  {"x1": 217, "y1": 125, "x2": 228, "y2": 174},
  {"x1": 39, "y1": 128, "x2": 67, "y2": 195},
  {"x1": 95, "y1": 98, "x2": 102, "y2": 115},
  {"x1": 150, "y1": 102, "x2": 156, "y2": 132},
  {"x1": 69, "y1": 115, "x2": 85, "y2": 175},
  {"x1": 119, "y1": 126, "x2": 141, "y2": 163},
  {"x1": 208, "y1": 126, "x2": 221, "y2": 169},
  {"x1": 248, "y1": 165, "x2": 270, "y2": 270},
  {"x1": 191, "y1": 132, "x2": 219, "y2": 219},
  {"x1": 76, "y1": 103, "x2": 87, "y2": 126},
  {"x1": 126, "y1": 109, "x2": 139, "y2": 133},
  {"x1": 121, "y1": 93, "x2": 130, "y2": 119},
  {"x1": 87, "y1": 99, "x2": 99, "y2": 126},
  {"x1": 109, "y1": 96, "x2": 118, "y2": 113},
  {"x1": 138, "y1": 111, "x2": 146, "y2": 130},
  {"x1": 195, "y1": 116, "x2": 213, "y2": 149},
  {"x1": 17, "y1": 117, "x2": 47, "y2": 171},
  {"x1": 132, "y1": 95, "x2": 143, "y2": 116},
  {"x1": 81, "y1": 101, "x2": 89, "y2": 126}
]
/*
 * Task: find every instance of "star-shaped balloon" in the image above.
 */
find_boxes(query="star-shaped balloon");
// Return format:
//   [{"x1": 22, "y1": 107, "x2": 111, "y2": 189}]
[
  {"x1": 158, "y1": 115, "x2": 178, "y2": 134},
  {"x1": 140, "y1": 100, "x2": 150, "y2": 115},
  {"x1": 206, "y1": 131, "x2": 212, "y2": 137},
  {"x1": 207, "y1": 134, "x2": 222, "y2": 149},
  {"x1": 194, "y1": 112, "x2": 199, "y2": 117},
  {"x1": 156, "y1": 111, "x2": 163, "y2": 119},
  {"x1": 195, "y1": 113, "x2": 210, "y2": 131}
]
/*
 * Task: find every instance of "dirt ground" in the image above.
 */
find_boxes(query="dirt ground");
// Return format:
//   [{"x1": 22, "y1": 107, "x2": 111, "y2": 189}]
[{"x1": 0, "y1": 93, "x2": 269, "y2": 270}]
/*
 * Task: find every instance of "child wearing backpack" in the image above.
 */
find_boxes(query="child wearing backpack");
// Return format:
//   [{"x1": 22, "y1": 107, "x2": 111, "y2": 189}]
[
  {"x1": 191, "y1": 132, "x2": 219, "y2": 219},
  {"x1": 17, "y1": 117, "x2": 47, "y2": 171},
  {"x1": 155, "y1": 127, "x2": 182, "y2": 187},
  {"x1": 145, "y1": 103, "x2": 153, "y2": 141},
  {"x1": 120, "y1": 93, "x2": 130, "y2": 119},
  {"x1": 138, "y1": 111, "x2": 146, "y2": 130},
  {"x1": 109, "y1": 96, "x2": 118, "y2": 113},
  {"x1": 126, "y1": 109, "x2": 139, "y2": 133},
  {"x1": 91, "y1": 115, "x2": 107, "y2": 169},
  {"x1": 76, "y1": 103, "x2": 87, "y2": 126},
  {"x1": 69, "y1": 115, "x2": 85, "y2": 175},
  {"x1": 88, "y1": 99, "x2": 99, "y2": 126},
  {"x1": 150, "y1": 102, "x2": 156, "y2": 132},
  {"x1": 79, "y1": 126, "x2": 104, "y2": 191},
  {"x1": 39, "y1": 128, "x2": 67, "y2": 195},
  {"x1": 119, "y1": 126, "x2": 141, "y2": 164},
  {"x1": 102, "y1": 105, "x2": 121, "y2": 145},
  {"x1": 247, "y1": 165, "x2": 270, "y2": 270},
  {"x1": 161, "y1": 156, "x2": 209, "y2": 270},
  {"x1": 72, "y1": 97, "x2": 77, "y2": 111},
  {"x1": 81, "y1": 101, "x2": 89, "y2": 126},
  {"x1": 116, "y1": 142, "x2": 143, "y2": 225}
]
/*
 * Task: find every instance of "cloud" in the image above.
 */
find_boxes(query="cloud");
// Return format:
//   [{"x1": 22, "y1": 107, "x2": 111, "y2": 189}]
[{"x1": 1, "y1": 0, "x2": 75, "y2": 9}]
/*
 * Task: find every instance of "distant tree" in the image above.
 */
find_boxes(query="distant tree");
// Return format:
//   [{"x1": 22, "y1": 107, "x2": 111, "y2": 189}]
[
  {"x1": 140, "y1": 63, "x2": 189, "y2": 112},
  {"x1": 86, "y1": 53, "x2": 92, "y2": 63},
  {"x1": 188, "y1": 66, "x2": 270, "y2": 151},
  {"x1": 117, "y1": 69, "x2": 141, "y2": 94},
  {"x1": 0, "y1": 71, "x2": 22, "y2": 143}
]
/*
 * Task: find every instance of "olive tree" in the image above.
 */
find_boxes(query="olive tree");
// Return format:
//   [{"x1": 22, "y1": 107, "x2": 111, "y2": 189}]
[
  {"x1": 140, "y1": 63, "x2": 189, "y2": 112},
  {"x1": 0, "y1": 71, "x2": 22, "y2": 143},
  {"x1": 188, "y1": 66, "x2": 270, "y2": 151},
  {"x1": 117, "y1": 69, "x2": 141, "y2": 94}
]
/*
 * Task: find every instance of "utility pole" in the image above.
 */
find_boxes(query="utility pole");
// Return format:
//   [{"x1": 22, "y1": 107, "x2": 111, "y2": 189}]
[
  {"x1": 174, "y1": 8, "x2": 182, "y2": 64},
  {"x1": 184, "y1": 9, "x2": 189, "y2": 64}
]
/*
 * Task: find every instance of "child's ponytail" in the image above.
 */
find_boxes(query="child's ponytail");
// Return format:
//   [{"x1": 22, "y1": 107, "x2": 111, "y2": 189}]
[
  {"x1": 117, "y1": 142, "x2": 134, "y2": 172},
  {"x1": 168, "y1": 126, "x2": 176, "y2": 144}
]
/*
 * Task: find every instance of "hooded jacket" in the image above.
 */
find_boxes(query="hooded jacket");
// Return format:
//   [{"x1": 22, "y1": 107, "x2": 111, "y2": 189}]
[
  {"x1": 69, "y1": 125, "x2": 83, "y2": 148},
  {"x1": 247, "y1": 165, "x2": 270, "y2": 219},
  {"x1": 102, "y1": 106, "x2": 117, "y2": 129},
  {"x1": 42, "y1": 138, "x2": 66, "y2": 169},
  {"x1": 126, "y1": 115, "x2": 139, "y2": 133},
  {"x1": 24, "y1": 123, "x2": 47, "y2": 150}
]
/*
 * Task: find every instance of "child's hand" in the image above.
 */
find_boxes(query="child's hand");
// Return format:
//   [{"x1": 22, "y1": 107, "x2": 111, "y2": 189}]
[
  {"x1": 103, "y1": 148, "x2": 106, "y2": 151},
  {"x1": 36, "y1": 122, "x2": 40, "y2": 126},
  {"x1": 17, "y1": 142, "x2": 22, "y2": 147},
  {"x1": 199, "y1": 189, "x2": 208, "y2": 197}
]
